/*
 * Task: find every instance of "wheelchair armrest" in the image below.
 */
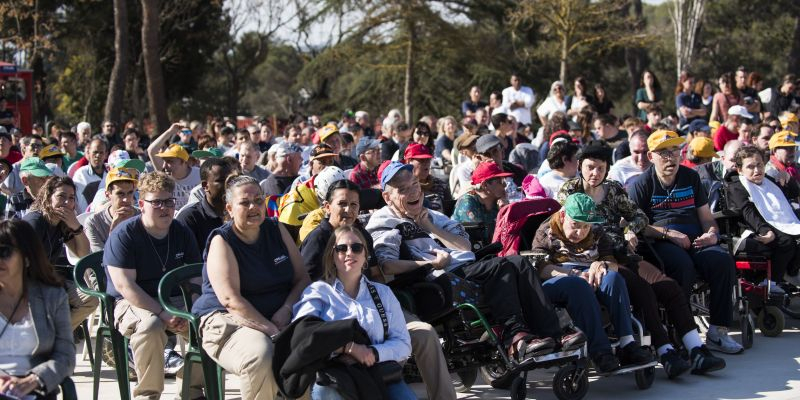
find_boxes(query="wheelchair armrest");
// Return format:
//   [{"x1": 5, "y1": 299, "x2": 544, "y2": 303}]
[
  {"x1": 474, "y1": 242, "x2": 502, "y2": 259},
  {"x1": 713, "y1": 209, "x2": 739, "y2": 220}
]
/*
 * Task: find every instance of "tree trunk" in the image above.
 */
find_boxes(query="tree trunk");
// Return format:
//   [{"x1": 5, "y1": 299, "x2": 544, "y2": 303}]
[
  {"x1": 403, "y1": 16, "x2": 417, "y2": 123},
  {"x1": 625, "y1": 0, "x2": 647, "y2": 100},
  {"x1": 789, "y1": 14, "x2": 800, "y2": 74},
  {"x1": 105, "y1": 0, "x2": 130, "y2": 126},
  {"x1": 560, "y1": 35, "x2": 568, "y2": 84},
  {"x1": 141, "y1": 0, "x2": 169, "y2": 134}
]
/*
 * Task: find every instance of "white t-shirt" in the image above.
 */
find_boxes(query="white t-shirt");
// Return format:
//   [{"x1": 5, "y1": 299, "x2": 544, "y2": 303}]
[
  {"x1": 608, "y1": 156, "x2": 646, "y2": 188},
  {"x1": 502, "y1": 86, "x2": 536, "y2": 125},
  {"x1": 539, "y1": 171, "x2": 571, "y2": 198},
  {"x1": 73, "y1": 165, "x2": 105, "y2": 213},
  {"x1": 173, "y1": 167, "x2": 201, "y2": 211},
  {"x1": 536, "y1": 96, "x2": 567, "y2": 123}
]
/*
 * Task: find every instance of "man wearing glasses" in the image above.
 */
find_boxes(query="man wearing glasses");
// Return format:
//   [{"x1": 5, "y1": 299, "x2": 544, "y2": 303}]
[
  {"x1": 104, "y1": 171, "x2": 204, "y2": 399},
  {"x1": 627, "y1": 130, "x2": 742, "y2": 355}
]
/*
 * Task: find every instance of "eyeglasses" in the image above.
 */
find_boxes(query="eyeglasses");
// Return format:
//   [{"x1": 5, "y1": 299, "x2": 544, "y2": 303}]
[
  {"x1": 143, "y1": 198, "x2": 177, "y2": 209},
  {"x1": 334, "y1": 243, "x2": 365, "y2": 254},
  {"x1": 0, "y1": 245, "x2": 14, "y2": 260},
  {"x1": 654, "y1": 148, "x2": 680, "y2": 159},
  {"x1": 29, "y1": 144, "x2": 43, "y2": 150}
]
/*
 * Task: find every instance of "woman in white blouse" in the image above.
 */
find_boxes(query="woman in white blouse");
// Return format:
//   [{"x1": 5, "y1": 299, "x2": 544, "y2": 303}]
[
  {"x1": 293, "y1": 226, "x2": 414, "y2": 400},
  {"x1": 0, "y1": 219, "x2": 75, "y2": 400},
  {"x1": 537, "y1": 81, "x2": 568, "y2": 126}
]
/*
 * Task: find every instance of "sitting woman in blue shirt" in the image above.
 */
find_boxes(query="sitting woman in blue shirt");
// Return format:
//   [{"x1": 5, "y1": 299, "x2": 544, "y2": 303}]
[{"x1": 293, "y1": 226, "x2": 415, "y2": 400}]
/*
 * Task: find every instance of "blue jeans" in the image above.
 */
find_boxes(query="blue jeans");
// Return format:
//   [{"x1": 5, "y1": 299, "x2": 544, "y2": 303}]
[
  {"x1": 312, "y1": 381, "x2": 417, "y2": 400},
  {"x1": 542, "y1": 271, "x2": 634, "y2": 356}
]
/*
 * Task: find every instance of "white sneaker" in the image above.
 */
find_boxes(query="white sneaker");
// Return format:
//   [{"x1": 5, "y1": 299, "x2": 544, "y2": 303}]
[
  {"x1": 784, "y1": 273, "x2": 800, "y2": 288},
  {"x1": 705, "y1": 326, "x2": 744, "y2": 354},
  {"x1": 758, "y1": 279, "x2": 786, "y2": 295}
]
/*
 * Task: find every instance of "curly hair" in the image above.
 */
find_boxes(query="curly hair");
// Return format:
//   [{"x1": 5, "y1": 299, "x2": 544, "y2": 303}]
[
  {"x1": 138, "y1": 171, "x2": 175, "y2": 195},
  {"x1": 732, "y1": 145, "x2": 764, "y2": 169},
  {"x1": 29, "y1": 176, "x2": 77, "y2": 225}
]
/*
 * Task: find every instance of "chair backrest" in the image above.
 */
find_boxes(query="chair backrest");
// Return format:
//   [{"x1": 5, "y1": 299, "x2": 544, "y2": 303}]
[
  {"x1": 158, "y1": 263, "x2": 204, "y2": 345},
  {"x1": 73, "y1": 251, "x2": 106, "y2": 292}
]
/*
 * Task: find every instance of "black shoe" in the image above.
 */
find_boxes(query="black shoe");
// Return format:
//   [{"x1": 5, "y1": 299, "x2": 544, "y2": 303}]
[
  {"x1": 508, "y1": 333, "x2": 556, "y2": 362},
  {"x1": 618, "y1": 342, "x2": 653, "y2": 366},
  {"x1": 592, "y1": 351, "x2": 620, "y2": 373},
  {"x1": 660, "y1": 348, "x2": 690, "y2": 379},
  {"x1": 559, "y1": 330, "x2": 586, "y2": 352},
  {"x1": 690, "y1": 345, "x2": 726, "y2": 375}
]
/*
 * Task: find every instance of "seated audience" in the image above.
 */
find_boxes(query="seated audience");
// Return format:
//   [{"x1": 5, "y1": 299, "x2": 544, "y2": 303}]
[
  {"x1": 176, "y1": 158, "x2": 233, "y2": 250},
  {"x1": 85, "y1": 167, "x2": 140, "y2": 253},
  {"x1": 452, "y1": 161, "x2": 510, "y2": 243},
  {"x1": 404, "y1": 143, "x2": 452, "y2": 213}
]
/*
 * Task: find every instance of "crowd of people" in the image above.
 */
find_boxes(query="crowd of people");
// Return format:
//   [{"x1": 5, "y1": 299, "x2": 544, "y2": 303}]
[{"x1": 0, "y1": 67, "x2": 799, "y2": 400}]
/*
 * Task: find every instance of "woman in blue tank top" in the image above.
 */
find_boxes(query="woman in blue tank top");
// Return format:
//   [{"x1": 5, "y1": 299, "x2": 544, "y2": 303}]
[{"x1": 192, "y1": 175, "x2": 310, "y2": 400}]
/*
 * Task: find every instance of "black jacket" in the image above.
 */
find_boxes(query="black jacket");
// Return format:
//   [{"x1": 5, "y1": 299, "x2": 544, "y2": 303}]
[
  {"x1": 272, "y1": 316, "x2": 390, "y2": 400},
  {"x1": 724, "y1": 170, "x2": 799, "y2": 236}
]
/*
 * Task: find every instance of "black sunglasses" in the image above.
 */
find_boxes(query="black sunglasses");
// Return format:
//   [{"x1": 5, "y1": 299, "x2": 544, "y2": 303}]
[
  {"x1": 0, "y1": 245, "x2": 14, "y2": 260},
  {"x1": 334, "y1": 243, "x2": 365, "y2": 254}
]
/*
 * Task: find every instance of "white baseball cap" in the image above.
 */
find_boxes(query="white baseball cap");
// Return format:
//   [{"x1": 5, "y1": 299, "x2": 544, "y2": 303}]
[{"x1": 728, "y1": 105, "x2": 753, "y2": 120}]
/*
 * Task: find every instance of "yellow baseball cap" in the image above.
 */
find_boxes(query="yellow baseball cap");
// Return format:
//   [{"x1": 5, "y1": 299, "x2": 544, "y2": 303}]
[
  {"x1": 318, "y1": 123, "x2": 340, "y2": 142},
  {"x1": 105, "y1": 167, "x2": 138, "y2": 190},
  {"x1": 38, "y1": 144, "x2": 64, "y2": 159},
  {"x1": 709, "y1": 120, "x2": 721, "y2": 132},
  {"x1": 155, "y1": 143, "x2": 190, "y2": 161},
  {"x1": 689, "y1": 137, "x2": 716, "y2": 158},
  {"x1": 780, "y1": 112, "x2": 798, "y2": 126},
  {"x1": 768, "y1": 130, "x2": 799, "y2": 150},
  {"x1": 647, "y1": 130, "x2": 685, "y2": 152}
]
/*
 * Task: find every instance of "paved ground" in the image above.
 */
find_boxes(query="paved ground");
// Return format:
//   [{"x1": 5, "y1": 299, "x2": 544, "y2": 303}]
[{"x1": 72, "y1": 301, "x2": 800, "y2": 400}]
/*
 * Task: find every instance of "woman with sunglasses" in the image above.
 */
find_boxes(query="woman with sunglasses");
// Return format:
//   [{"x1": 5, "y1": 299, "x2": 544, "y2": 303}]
[
  {"x1": 192, "y1": 175, "x2": 310, "y2": 400},
  {"x1": 293, "y1": 225, "x2": 413, "y2": 400},
  {"x1": 0, "y1": 219, "x2": 75, "y2": 399},
  {"x1": 23, "y1": 176, "x2": 97, "y2": 332}
]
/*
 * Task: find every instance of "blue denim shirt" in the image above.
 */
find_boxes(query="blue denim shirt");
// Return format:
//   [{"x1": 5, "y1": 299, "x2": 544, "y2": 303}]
[{"x1": 292, "y1": 276, "x2": 411, "y2": 363}]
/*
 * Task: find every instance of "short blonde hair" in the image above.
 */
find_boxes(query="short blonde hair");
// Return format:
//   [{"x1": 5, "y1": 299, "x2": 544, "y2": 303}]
[{"x1": 137, "y1": 171, "x2": 175, "y2": 195}]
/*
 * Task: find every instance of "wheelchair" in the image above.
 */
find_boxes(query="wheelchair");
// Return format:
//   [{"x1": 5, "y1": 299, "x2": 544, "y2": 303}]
[
  {"x1": 714, "y1": 210, "x2": 800, "y2": 337},
  {"x1": 387, "y1": 266, "x2": 590, "y2": 400}
]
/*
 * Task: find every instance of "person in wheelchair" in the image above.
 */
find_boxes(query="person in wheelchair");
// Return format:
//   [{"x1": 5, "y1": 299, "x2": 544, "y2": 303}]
[
  {"x1": 556, "y1": 144, "x2": 726, "y2": 377},
  {"x1": 627, "y1": 130, "x2": 742, "y2": 355},
  {"x1": 294, "y1": 226, "x2": 415, "y2": 399},
  {"x1": 726, "y1": 145, "x2": 800, "y2": 289},
  {"x1": 302, "y1": 178, "x2": 457, "y2": 400},
  {"x1": 533, "y1": 193, "x2": 656, "y2": 374},
  {"x1": 366, "y1": 162, "x2": 586, "y2": 367},
  {"x1": 452, "y1": 161, "x2": 510, "y2": 243}
]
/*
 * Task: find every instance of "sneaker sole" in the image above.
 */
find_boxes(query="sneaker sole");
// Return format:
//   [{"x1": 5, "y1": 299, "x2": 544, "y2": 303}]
[
  {"x1": 691, "y1": 362, "x2": 725, "y2": 375},
  {"x1": 706, "y1": 343, "x2": 744, "y2": 355},
  {"x1": 664, "y1": 363, "x2": 691, "y2": 379}
]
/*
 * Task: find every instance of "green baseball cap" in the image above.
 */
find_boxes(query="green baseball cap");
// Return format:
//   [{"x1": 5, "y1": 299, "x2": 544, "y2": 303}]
[
  {"x1": 191, "y1": 147, "x2": 224, "y2": 159},
  {"x1": 20, "y1": 157, "x2": 53, "y2": 178},
  {"x1": 563, "y1": 193, "x2": 604, "y2": 224}
]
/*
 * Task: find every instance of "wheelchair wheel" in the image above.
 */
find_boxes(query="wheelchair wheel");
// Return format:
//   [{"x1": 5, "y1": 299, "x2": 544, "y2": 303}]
[
  {"x1": 510, "y1": 375, "x2": 527, "y2": 400},
  {"x1": 634, "y1": 366, "x2": 655, "y2": 390},
  {"x1": 479, "y1": 361, "x2": 513, "y2": 390},
  {"x1": 757, "y1": 305, "x2": 785, "y2": 337},
  {"x1": 740, "y1": 314, "x2": 754, "y2": 349},
  {"x1": 452, "y1": 368, "x2": 478, "y2": 393},
  {"x1": 553, "y1": 363, "x2": 589, "y2": 400}
]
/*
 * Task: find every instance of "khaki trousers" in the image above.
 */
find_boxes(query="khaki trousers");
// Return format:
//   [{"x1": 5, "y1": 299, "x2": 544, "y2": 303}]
[
  {"x1": 404, "y1": 309, "x2": 456, "y2": 400},
  {"x1": 66, "y1": 280, "x2": 99, "y2": 331},
  {"x1": 115, "y1": 298, "x2": 204, "y2": 400}
]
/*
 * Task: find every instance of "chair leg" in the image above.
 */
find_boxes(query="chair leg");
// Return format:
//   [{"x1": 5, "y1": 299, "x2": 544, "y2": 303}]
[
  {"x1": 111, "y1": 331, "x2": 132, "y2": 400},
  {"x1": 182, "y1": 357, "x2": 193, "y2": 400},
  {"x1": 200, "y1": 355, "x2": 220, "y2": 400},
  {"x1": 92, "y1": 332, "x2": 105, "y2": 400},
  {"x1": 82, "y1": 320, "x2": 94, "y2": 369}
]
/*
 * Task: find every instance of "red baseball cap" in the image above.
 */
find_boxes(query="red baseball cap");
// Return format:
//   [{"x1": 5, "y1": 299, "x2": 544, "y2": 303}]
[
  {"x1": 471, "y1": 161, "x2": 512, "y2": 185},
  {"x1": 404, "y1": 143, "x2": 433, "y2": 160}
]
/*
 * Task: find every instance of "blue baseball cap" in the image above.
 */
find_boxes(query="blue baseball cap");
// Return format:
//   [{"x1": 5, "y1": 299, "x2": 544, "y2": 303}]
[
  {"x1": 378, "y1": 161, "x2": 413, "y2": 190},
  {"x1": 688, "y1": 119, "x2": 710, "y2": 133}
]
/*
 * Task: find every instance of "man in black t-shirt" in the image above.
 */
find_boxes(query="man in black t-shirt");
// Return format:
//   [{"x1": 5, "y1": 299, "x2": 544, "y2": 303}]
[
  {"x1": 104, "y1": 172, "x2": 204, "y2": 399},
  {"x1": 176, "y1": 158, "x2": 230, "y2": 250},
  {"x1": 627, "y1": 130, "x2": 742, "y2": 355}
]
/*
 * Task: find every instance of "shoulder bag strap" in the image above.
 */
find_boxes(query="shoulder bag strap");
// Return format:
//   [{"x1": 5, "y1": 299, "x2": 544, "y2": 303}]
[{"x1": 365, "y1": 281, "x2": 389, "y2": 341}]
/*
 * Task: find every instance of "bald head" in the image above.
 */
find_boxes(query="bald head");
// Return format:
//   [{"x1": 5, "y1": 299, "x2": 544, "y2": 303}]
[{"x1": 722, "y1": 140, "x2": 743, "y2": 171}]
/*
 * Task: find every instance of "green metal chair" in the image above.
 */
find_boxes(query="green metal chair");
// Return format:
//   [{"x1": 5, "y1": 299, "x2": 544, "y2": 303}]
[
  {"x1": 72, "y1": 251, "x2": 131, "y2": 400},
  {"x1": 53, "y1": 264, "x2": 94, "y2": 369},
  {"x1": 158, "y1": 263, "x2": 224, "y2": 400}
]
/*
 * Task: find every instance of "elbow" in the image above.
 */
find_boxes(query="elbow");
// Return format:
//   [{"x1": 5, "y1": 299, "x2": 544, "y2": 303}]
[{"x1": 218, "y1": 294, "x2": 243, "y2": 312}]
